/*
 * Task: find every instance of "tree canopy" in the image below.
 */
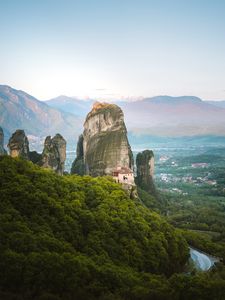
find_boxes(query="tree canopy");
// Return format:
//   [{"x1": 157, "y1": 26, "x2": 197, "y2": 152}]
[{"x1": 0, "y1": 156, "x2": 225, "y2": 299}]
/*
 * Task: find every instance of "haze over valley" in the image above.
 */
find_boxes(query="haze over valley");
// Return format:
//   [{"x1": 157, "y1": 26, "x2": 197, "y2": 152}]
[{"x1": 1, "y1": 84, "x2": 225, "y2": 153}]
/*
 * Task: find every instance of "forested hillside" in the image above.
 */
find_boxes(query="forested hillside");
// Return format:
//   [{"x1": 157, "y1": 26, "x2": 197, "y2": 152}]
[{"x1": 0, "y1": 156, "x2": 225, "y2": 299}]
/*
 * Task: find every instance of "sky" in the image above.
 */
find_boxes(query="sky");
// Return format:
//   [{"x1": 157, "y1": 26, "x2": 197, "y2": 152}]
[{"x1": 0, "y1": 0, "x2": 225, "y2": 100}]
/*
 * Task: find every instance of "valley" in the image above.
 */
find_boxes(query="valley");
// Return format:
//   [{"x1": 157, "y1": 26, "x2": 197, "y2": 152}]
[
  {"x1": 65, "y1": 137, "x2": 225, "y2": 260},
  {"x1": 131, "y1": 137, "x2": 225, "y2": 263}
]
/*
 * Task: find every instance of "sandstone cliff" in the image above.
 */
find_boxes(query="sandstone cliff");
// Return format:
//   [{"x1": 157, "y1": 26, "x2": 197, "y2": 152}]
[
  {"x1": 72, "y1": 102, "x2": 134, "y2": 176},
  {"x1": 8, "y1": 130, "x2": 30, "y2": 159},
  {"x1": 136, "y1": 150, "x2": 156, "y2": 194},
  {"x1": 39, "y1": 134, "x2": 66, "y2": 175},
  {"x1": 0, "y1": 127, "x2": 7, "y2": 155}
]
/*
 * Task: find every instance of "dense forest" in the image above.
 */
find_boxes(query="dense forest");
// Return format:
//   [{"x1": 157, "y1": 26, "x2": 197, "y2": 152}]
[{"x1": 0, "y1": 156, "x2": 225, "y2": 299}]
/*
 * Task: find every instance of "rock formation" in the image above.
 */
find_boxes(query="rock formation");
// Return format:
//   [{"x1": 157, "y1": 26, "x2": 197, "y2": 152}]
[
  {"x1": 39, "y1": 134, "x2": 66, "y2": 175},
  {"x1": 0, "y1": 127, "x2": 7, "y2": 155},
  {"x1": 72, "y1": 102, "x2": 134, "y2": 176},
  {"x1": 136, "y1": 150, "x2": 156, "y2": 194},
  {"x1": 7, "y1": 129, "x2": 30, "y2": 159},
  {"x1": 7, "y1": 130, "x2": 66, "y2": 175},
  {"x1": 71, "y1": 134, "x2": 85, "y2": 175}
]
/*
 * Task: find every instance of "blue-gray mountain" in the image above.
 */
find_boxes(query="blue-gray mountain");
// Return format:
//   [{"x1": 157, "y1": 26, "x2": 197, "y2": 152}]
[
  {"x1": 120, "y1": 96, "x2": 225, "y2": 136},
  {"x1": 46, "y1": 95, "x2": 94, "y2": 117},
  {"x1": 47, "y1": 95, "x2": 225, "y2": 137},
  {"x1": 0, "y1": 85, "x2": 82, "y2": 149},
  {"x1": 206, "y1": 100, "x2": 225, "y2": 108},
  {"x1": 1, "y1": 85, "x2": 225, "y2": 150}
]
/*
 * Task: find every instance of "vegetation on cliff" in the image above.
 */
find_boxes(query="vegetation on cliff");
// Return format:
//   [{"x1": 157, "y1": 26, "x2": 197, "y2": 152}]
[
  {"x1": 0, "y1": 156, "x2": 225, "y2": 299},
  {"x1": 136, "y1": 150, "x2": 156, "y2": 196}
]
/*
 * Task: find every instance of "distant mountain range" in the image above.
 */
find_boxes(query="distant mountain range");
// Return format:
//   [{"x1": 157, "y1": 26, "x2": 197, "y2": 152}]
[
  {"x1": 47, "y1": 95, "x2": 225, "y2": 137},
  {"x1": 0, "y1": 85, "x2": 82, "y2": 149},
  {"x1": 1, "y1": 85, "x2": 225, "y2": 150},
  {"x1": 46, "y1": 96, "x2": 94, "y2": 117},
  {"x1": 120, "y1": 96, "x2": 225, "y2": 136}
]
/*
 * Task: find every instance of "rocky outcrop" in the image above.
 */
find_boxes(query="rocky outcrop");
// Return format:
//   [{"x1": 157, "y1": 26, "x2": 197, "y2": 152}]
[
  {"x1": 39, "y1": 134, "x2": 66, "y2": 175},
  {"x1": 71, "y1": 134, "x2": 85, "y2": 175},
  {"x1": 7, "y1": 129, "x2": 67, "y2": 175},
  {"x1": 8, "y1": 130, "x2": 30, "y2": 159},
  {"x1": 72, "y1": 102, "x2": 134, "y2": 176},
  {"x1": 0, "y1": 127, "x2": 7, "y2": 155},
  {"x1": 136, "y1": 150, "x2": 156, "y2": 194}
]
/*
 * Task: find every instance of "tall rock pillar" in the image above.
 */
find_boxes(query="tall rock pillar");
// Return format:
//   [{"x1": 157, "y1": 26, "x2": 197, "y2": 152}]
[
  {"x1": 136, "y1": 150, "x2": 156, "y2": 195},
  {"x1": 71, "y1": 102, "x2": 134, "y2": 176},
  {"x1": 39, "y1": 134, "x2": 66, "y2": 175}
]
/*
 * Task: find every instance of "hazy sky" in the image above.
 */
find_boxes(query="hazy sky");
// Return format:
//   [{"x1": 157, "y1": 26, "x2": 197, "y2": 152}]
[{"x1": 1, "y1": 0, "x2": 225, "y2": 100}]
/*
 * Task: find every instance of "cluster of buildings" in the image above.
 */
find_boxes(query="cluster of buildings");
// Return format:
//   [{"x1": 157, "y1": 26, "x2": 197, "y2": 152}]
[
  {"x1": 112, "y1": 167, "x2": 135, "y2": 185},
  {"x1": 157, "y1": 172, "x2": 217, "y2": 186}
]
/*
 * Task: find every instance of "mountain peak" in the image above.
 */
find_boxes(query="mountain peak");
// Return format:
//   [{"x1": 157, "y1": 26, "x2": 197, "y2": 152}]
[{"x1": 0, "y1": 84, "x2": 82, "y2": 144}]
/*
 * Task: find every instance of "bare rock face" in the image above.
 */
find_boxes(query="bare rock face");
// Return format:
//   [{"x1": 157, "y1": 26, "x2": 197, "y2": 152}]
[
  {"x1": 71, "y1": 134, "x2": 85, "y2": 175},
  {"x1": 0, "y1": 127, "x2": 7, "y2": 155},
  {"x1": 39, "y1": 134, "x2": 66, "y2": 175},
  {"x1": 73, "y1": 102, "x2": 134, "y2": 176},
  {"x1": 8, "y1": 129, "x2": 30, "y2": 159},
  {"x1": 136, "y1": 150, "x2": 156, "y2": 194},
  {"x1": 7, "y1": 129, "x2": 67, "y2": 175}
]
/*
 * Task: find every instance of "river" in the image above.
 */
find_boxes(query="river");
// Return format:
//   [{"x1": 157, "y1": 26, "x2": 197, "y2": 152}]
[{"x1": 190, "y1": 247, "x2": 219, "y2": 271}]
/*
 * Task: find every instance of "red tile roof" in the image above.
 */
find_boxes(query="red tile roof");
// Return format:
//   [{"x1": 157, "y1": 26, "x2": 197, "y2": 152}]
[{"x1": 112, "y1": 167, "x2": 133, "y2": 175}]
